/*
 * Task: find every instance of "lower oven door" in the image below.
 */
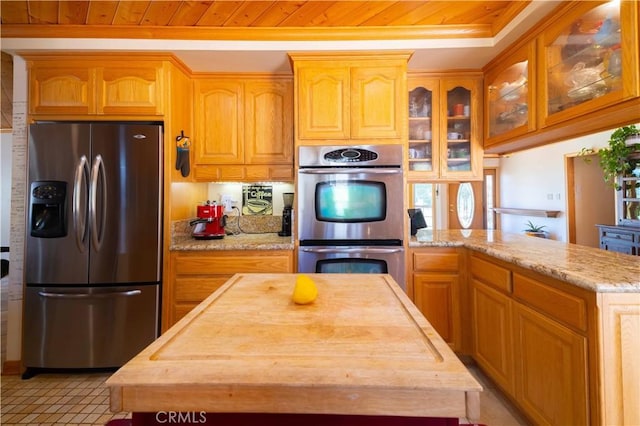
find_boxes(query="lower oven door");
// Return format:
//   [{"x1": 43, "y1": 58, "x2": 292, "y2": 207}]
[{"x1": 298, "y1": 246, "x2": 405, "y2": 291}]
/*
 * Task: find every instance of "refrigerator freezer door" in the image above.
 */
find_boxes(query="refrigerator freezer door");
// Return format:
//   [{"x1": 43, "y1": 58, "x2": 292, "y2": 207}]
[
  {"x1": 26, "y1": 123, "x2": 90, "y2": 285},
  {"x1": 89, "y1": 123, "x2": 162, "y2": 284},
  {"x1": 23, "y1": 284, "x2": 159, "y2": 369}
]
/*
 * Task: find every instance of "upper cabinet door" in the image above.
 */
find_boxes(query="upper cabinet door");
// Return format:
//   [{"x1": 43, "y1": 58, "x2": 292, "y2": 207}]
[
  {"x1": 485, "y1": 42, "x2": 536, "y2": 147},
  {"x1": 194, "y1": 80, "x2": 244, "y2": 165},
  {"x1": 440, "y1": 78, "x2": 483, "y2": 180},
  {"x1": 296, "y1": 66, "x2": 350, "y2": 140},
  {"x1": 29, "y1": 65, "x2": 95, "y2": 115},
  {"x1": 540, "y1": 0, "x2": 639, "y2": 127},
  {"x1": 351, "y1": 66, "x2": 405, "y2": 139},
  {"x1": 291, "y1": 52, "x2": 410, "y2": 144},
  {"x1": 244, "y1": 79, "x2": 293, "y2": 164},
  {"x1": 97, "y1": 63, "x2": 163, "y2": 116},
  {"x1": 408, "y1": 77, "x2": 440, "y2": 178}
]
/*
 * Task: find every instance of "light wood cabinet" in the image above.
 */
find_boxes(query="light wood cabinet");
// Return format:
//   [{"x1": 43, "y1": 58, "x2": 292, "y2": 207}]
[
  {"x1": 597, "y1": 292, "x2": 640, "y2": 426},
  {"x1": 193, "y1": 79, "x2": 244, "y2": 165},
  {"x1": 28, "y1": 58, "x2": 164, "y2": 116},
  {"x1": 482, "y1": 0, "x2": 640, "y2": 154},
  {"x1": 469, "y1": 257, "x2": 515, "y2": 396},
  {"x1": 192, "y1": 76, "x2": 294, "y2": 182},
  {"x1": 408, "y1": 74, "x2": 483, "y2": 180},
  {"x1": 410, "y1": 248, "x2": 462, "y2": 350},
  {"x1": 539, "y1": 1, "x2": 638, "y2": 128},
  {"x1": 513, "y1": 303, "x2": 588, "y2": 425},
  {"x1": 469, "y1": 252, "x2": 594, "y2": 424},
  {"x1": 484, "y1": 41, "x2": 536, "y2": 147},
  {"x1": 165, "y1": 249, "x2": 294, "y2": 330},
  {"x1": 291, "y1": 52, "x2": 410, "y2": 144}
]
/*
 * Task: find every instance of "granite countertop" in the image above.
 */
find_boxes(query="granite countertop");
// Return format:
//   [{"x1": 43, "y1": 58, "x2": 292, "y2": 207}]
[
  {"x1": 170, "y1": 216, "x2": 294, "y2": 251},
  {"x1": 410, "y1": 229, "x2": 640, "y2": 293},
  {"x1": 171, "y1": 232, "x2": 294, "y2": 251}
]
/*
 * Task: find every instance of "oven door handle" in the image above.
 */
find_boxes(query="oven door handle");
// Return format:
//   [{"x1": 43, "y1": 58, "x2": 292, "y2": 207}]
[
  {"x1": 301, "y1": 247, "x2": 403, "y2": 254},
  {"x1": 298, "y1": 168, "x2": 402, "y2": 175}
]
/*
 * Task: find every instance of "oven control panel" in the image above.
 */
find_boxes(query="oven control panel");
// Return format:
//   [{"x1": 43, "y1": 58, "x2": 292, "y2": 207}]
[
  {"x1": 299, "y1": 145, "x2": 403, "y2": 168},
  {"x1": 324, "y1": 148, "x2": 378, "y2": 163}
]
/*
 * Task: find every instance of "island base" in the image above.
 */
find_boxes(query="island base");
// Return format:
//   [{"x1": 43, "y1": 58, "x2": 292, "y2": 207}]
[{"x1": 107, "y1": 413, "x2": 466, "y2": 426}]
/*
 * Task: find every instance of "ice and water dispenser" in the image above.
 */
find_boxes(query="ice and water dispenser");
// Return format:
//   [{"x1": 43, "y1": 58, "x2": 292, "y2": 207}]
[{"x1": 29, "y1": 181, "x2": 67, "y2": 238}]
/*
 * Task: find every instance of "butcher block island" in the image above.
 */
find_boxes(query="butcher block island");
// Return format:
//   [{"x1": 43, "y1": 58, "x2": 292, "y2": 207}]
[{"x1": 106, "y1": 273, "x2": 482, "y2": 425}]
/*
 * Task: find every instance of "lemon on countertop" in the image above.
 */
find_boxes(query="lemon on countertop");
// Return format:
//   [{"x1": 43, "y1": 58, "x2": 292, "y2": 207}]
[{"x1": 292, "y1": 274, "x2": 318, "y2": 304}]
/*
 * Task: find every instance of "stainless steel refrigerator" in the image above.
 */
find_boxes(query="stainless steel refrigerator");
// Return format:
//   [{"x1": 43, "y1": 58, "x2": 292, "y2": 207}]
[{"x1": 23, "y1": 122, "x2": 162, "y2": 376}]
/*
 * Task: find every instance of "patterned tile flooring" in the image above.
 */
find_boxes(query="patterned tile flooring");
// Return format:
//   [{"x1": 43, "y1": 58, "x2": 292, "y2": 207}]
[
  {"x1": 1, "y1": 371, "x2": 130, "y2": 425},
  {"x1": 1, "y1": 366, "x2": 528, "y2": 425}
]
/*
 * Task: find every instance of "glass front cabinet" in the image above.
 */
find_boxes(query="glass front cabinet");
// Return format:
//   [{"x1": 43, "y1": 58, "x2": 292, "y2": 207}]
[
  {"x1": 485, "y1": 42, "x2": 536, "y2": 146},
  {"x1": 540, "y1": 0, "x2": 638, "y2": 126},
  {"x1": 408, "y1": 75, "x2": 482, "y2": 181}
]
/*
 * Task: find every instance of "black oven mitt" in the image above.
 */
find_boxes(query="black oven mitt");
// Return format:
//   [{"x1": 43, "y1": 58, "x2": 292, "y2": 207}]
[
  {"x1": 176, "y1": 147, "x2": 190, "y2": 177},
  {"x1": 175, "y1": 134, "x2": 191, "y2": 178}
]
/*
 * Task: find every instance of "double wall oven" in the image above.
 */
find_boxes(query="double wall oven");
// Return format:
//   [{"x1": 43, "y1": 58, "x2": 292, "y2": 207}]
[{"x1": 297, "y1": 145, "x2": 405, "y2": 289}]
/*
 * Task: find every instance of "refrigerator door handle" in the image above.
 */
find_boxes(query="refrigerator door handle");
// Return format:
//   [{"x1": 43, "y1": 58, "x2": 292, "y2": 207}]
[
  {"x1": 90, "y1": 154, "x2": 107, "y2": 252},
  {"x1": 38, "y1": 290, "x2": 142, "y2": 299},
  {"x1": 73, "y1": 155, "x2": 90, "y2": 252}
]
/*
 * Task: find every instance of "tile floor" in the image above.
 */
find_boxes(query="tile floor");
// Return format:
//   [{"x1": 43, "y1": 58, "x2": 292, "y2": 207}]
[
  {"x1": 1, "y1": 371, "x2": 130, "y2": 425},
  {"x1": 1, "y1": 365, "x2": 529, "y2": 426}
]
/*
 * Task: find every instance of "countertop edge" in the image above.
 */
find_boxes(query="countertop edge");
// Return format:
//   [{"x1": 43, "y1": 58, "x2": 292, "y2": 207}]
[{"x1": 409, "y1": 232, "x2": 640, "y2": 294}]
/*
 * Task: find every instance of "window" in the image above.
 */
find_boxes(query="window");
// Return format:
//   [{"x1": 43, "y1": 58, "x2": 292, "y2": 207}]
[{"x1": 411, "y1": 183, "x2": 434, "y2": 229}]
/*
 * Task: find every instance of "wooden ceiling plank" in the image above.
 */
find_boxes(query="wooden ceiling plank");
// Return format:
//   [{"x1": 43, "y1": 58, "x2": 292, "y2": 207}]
[
  {"x1": 304, "y1": 1, "x2": 363, "y2": 27},
  {"x1": 490, "y1": 1, "x2": 530, "y2": 34},
  {"x1": 0, "y1": 1, "x2": 30, "y2": 24},
  {"x1": 409, "y1": 1, "x2": 472, "y2": 25},
  {"x1": 140, "y1": 1, "x2": 183, "y2": 26},
  {"x1": 326, "y1": 1, "x2": 397, "y2": 27},
  {"x1": 112, "y1": 1, "x2": 152, "y2": 25},
  {"x1": 277, "y1": 1, "x2": 339, "y2": 27},
  {"x1": 361, "y1": 1, "x2": 429, "y2": 27},
  {"x1": 86, "y1": 0, "x2": 119, "y2": 25},
  {"x1": 249, "y1": 1, "x2": 307, "y2": 27},
  {"x1": 196, "y1": 1, "x2": 243, "y2": 26},
  {"x1": 58, "y1": 1, "x2": 90, "y2": 25},
  {"x1": 27, "y1": 0, "x2": 59, "y2": 24},
  {"x1": 222, "y1": 1, "x2": 276, "y2": 27},
  {"x1": 168, "y1": 0, "x2": 213, "y2": 26}
]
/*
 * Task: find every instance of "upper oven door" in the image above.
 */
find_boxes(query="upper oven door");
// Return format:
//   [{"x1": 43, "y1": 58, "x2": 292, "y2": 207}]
[{"x1": 298, "y1": 167, "x2": 404, "y2": 243}]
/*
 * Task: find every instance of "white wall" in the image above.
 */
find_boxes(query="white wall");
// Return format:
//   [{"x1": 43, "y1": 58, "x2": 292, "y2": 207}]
[
  {"x1": 498, "y1": 126, "x2": 638, "y2": 241},
  {"x1": 6, "y1": 55, "x2": 27, "y2": 365},
  {"x1": 1, "y1": 132, "x2": 11, "y2": 245}
]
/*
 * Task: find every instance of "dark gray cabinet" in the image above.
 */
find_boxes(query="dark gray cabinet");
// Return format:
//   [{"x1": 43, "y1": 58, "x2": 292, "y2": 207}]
[{"x1": 596, "y1": 225, "x2": 640, "y2": 256}]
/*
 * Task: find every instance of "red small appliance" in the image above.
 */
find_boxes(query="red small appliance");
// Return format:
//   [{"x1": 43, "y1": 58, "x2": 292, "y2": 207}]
[{"x1": 189, "y1": 201, "x2": 227, "y2": 239}]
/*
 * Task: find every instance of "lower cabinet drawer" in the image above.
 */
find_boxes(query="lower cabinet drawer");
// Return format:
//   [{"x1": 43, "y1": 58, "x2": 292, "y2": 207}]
[
  {"x1": 174, "y1": 276, "x2": 230, "y2": 303},
  {"x1": 413, "y1": 249, "x2": 460, "y2": 272},
  {"x1": 512, "y1": 273, "x2": 587, "y2": 332},
  {"x1": 470, "y1": 254, "x2": 512, "y2": 294}
]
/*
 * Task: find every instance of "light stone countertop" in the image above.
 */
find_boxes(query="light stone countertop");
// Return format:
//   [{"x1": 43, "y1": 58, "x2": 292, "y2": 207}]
[
  {"x1": 171, "y1": 232, "x2": 295, "y2": 251},
  {"x1": 410, "y1": 229, "x2": 640, "y2": 293}
]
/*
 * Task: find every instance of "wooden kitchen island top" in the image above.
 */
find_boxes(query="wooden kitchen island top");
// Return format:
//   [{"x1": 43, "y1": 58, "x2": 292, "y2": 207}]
[{"x1": 106, "y1": 273, "x2": 481, "y2": 424}]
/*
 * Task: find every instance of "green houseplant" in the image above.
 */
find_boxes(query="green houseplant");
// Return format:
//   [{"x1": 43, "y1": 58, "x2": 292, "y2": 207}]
[
  {"x1": 595, "y1": 125, "x2": 640, "y2": 190},
  {"x1": 523, "y1": 220, "x2": 547, "y2": 238}
]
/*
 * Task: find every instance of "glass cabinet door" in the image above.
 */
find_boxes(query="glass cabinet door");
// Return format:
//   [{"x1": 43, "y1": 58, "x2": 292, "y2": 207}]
[
  {"x1": 485, "y1": 42, "x2": 535, "y2": 145},
  {"x1": 545, "y1": 1, "x2": 622, "y2": 117},
  {"x1": 408, "y1": 80, "x2": 438, "y2": 176},
  {"x1": 445, "y1": 86, "x2": 472, "y2": 174}
]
